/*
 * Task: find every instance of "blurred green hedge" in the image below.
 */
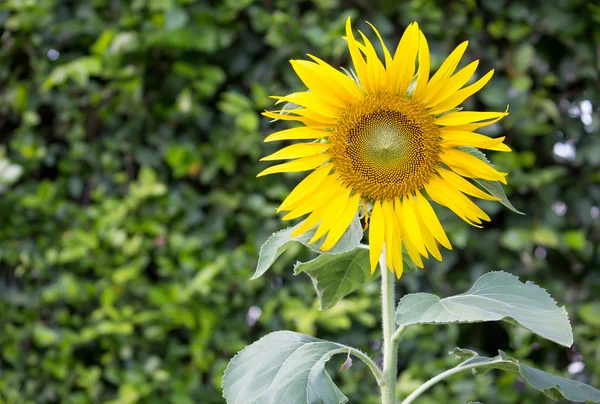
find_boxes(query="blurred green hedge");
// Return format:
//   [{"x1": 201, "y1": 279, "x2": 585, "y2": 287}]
[{"x1": 0, "y1": 0, "x2": 599, "y2": 403}]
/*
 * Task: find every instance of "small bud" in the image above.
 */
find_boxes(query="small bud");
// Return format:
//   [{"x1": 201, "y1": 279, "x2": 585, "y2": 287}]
[{"x1": 340, "y1": 354, "x2": 353, "y2": 371}]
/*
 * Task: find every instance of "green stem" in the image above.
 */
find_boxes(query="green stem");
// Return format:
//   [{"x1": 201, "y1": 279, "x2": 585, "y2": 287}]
[
  {"x1": 380, "y1": 252, "x2": 397, "y2": 404},
  {"x1": 401, "y1": 359, "x2": 504, "y2": 403},
  {"x1": 391, "y1": 325, "x2": 406, "y2": 344}
]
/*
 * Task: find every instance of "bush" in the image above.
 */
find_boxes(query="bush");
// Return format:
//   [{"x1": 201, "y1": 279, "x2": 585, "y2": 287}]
[{"x1": 0, "y1": 0, "x2": 598, "y2": 402}]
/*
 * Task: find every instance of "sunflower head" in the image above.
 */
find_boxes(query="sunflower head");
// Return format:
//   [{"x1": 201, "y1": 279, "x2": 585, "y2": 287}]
[
  {"x1": 258, "y1": 18, "x2": 511, "y2": 279},
  {"x1": 330, "y1": 94, "x2": 441, "y2": 201}
]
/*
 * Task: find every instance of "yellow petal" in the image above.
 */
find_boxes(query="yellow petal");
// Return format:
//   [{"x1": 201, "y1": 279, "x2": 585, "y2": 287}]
[
  {"x1": 309, "y1": 186, "x2": 352, "y2": 243},
  {"x1": 263, "y1": 109, "x2": 336, "y2": 128},
  {"x1": 290, "y1": 204, "x2": 327, "y2": 237},
  {"x1": 440, "y1": 148, "x2": 508, "y2": 184},
  {"x1": 358, "y1": 30, "x2": 386, "y2": 93},
  {"x1": 320, "y1": 193, "x2": 361, "y2": 251},
  {"x1": 382, "y1": 200, "x2": 396, "y2": 273},
  {"x1": 428, "y1": 70, "x2": 494, "y2": 115},
  {"x1": 257, "y1": 153, "x2": 330, "y2": 177},
  {"x1": 260, "y1": 143, "x2": 330, "y2": 161},
  {"x1": 414, "y1": 189, "x2": 452, "y2": 249},
  {"x1": 289, "y1": 60, "x2": 359, "y2": 109},
  {"x1": 437, "y1": 168, "x2": 499, "y2": 201},
  {"x1": 366, "y1": 22, "x2": 392, "y2": 68},
  {"x1": 488, "y1": 142, "x2": 512, "y2": 152},
  {"x1": 272, "y1": 92, "x2": 340, "y2": 118},
  {"x1": 413, "y1": 202, "x2": 443, "y2": 261},
  {"x1": 345, "y1": 17, "x2": 371, "y2": 94},
  {"x1": 265, "y1": 126, "x2": 329, "y2": 143},
  {"x1": 286, "y1": 107, "x2": 337, "y2": 125},
  {"x1": 425, "y1": 177, "x2": 490, "y2": 226},
  {"x1": 413, "y1": 30, "x2": 430, "y2": 99},
  {"x1": 441, "y1": 131, "x2": 509, "y2": 151},
  {"x1": 443, "y1": 111, "x2": 507, "y2": 132},
  {"x1": 344, "y1": 35, "x2": 367, "y2": 54},
  {"x1": 384, "y1": 208, "x2": 405, "y2": 278},
  {"x1": 417, "y1": 41, "x2": 468, "y2": 102},
  {"x1": 282, "y1": 174, "x2": 342, "y2": 219},
  {"x1": 263, "y1": 110, "x2": 305, "y2": 122},
  {"x1": 400, "y1": 196, "x2": 428, "y2": 257},
  {"x1": 394, "y1": 198, "x2": 424, "y2": 268},
  {"x1": 307, "y1": 54, "x2": 364, "y2": 102},
  {"x1": 434, "y1": 110, "x2": 508, "y2": 126},
  {"x1": 391, "y1": 222, "x2": 404, "y2": 279},
  {"x1": 369, "y1": 201, "x2": 385, "y2": 273},
  {"x1": 435, "y1": 179, "x2": 490, "y2": 223},
  {"x1": 423, "y1": 60, "x2": 479, "y2": 107},
  {"x1": 424, "y1": 184, "x2": 480, "y2": 226},
  {"x1": 278, "y1": 164, "x2": 332, "y2": 212},
  {"x1": 389, "y1": 22, "x2": 419, "y2": 95}
]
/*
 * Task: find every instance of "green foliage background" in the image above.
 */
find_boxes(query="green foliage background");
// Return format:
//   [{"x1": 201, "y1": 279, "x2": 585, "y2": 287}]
[{"x1": 1, "y1": 0, "x2": 599, "y2": 403}]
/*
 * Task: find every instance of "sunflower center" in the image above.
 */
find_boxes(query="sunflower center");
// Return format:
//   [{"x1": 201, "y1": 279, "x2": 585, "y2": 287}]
[
  {"x1": 330, "y1": 94, "x2": 441, "y2": 201},
  {"x1": 361, "y1": 112, "x2": 410, "y2": 165}
]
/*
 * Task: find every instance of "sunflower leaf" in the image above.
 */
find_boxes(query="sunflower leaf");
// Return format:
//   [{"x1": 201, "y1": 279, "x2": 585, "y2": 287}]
[
  {"x1": 294, "y1": 246, "x2": 377, "y2": 310},
  {"x1": 281, "y1": 100, "x2": 303, "y2": 113},
  {"x1": 252, "y1": 215, "x2": 363, "y2": 279},
  {"x1": 474, "y1": 178, "x2": 525, "y2": 215},
  {"x1": 265, "y1": 99, "x2": 304, "y2": 121},
  {"x1": 459, "y1": 146, "x2": 492, "y2": 165},
  {"x1": 222, "y1": 331, "x2": 348, "y2": 404},
  {"x1": 448, "y1": 348, "x2": 600, "y2": 402},
  {"x1": 395, "y1": 271, "x2": 573, "y2": 347},
  {"x1": 295, "y1": 244, "x2": 417, "y2": 310},
  {"x1": 459, "y1": 146, "x2": 525, "y2": 215},
  {"x1": 340, "y1": 66, "x2": 361, "y2": 87}
]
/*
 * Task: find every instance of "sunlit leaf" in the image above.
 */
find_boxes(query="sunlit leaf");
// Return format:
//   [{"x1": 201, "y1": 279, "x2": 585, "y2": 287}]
[
  {"x1": 223, "y1": 331, "x2": 348, "y2": 404},
  {"x1": 395, "y1": 271, "x2": 573, "y2": 347},
  {"x1": 450, "y1": 348, "x2": 600, "y2": 403}
]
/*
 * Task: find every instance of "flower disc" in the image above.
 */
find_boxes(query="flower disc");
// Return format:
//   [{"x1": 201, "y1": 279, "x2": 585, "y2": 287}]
[{"x1": 331, "y1": 95, "x2": 441, "y2": 201}]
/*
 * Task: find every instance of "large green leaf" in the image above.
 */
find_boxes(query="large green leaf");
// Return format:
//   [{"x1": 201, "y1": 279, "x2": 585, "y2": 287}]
[
  {"x1": 460, "y1": 146, "x2": 524, "y2": 215},
  {"x1": 395, "y1": 271, "x2": 573, "y2": 347},
  {"x1": 451, "y1": 348, "x2": 600, "y2": 403},
  {"x1": 252, "y1": 215, "x2": 363, "y2": 279},
  {"x1": 294, "y1": 246, "x2": 376, "y2": 310},
  {"x1": 295, "y1": 245, "x2": 416, "y2": 310},
  {"x1": 222, "y1": 331, "x2": 348, "y2": 404}
]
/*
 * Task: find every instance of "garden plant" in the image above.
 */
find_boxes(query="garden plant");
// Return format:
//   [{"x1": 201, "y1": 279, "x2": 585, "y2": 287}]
[
  {"x1": 222, "y1": 17, "x2": 600, "y2": 404},
  {"x1": 1, "y1": 1, "x2": 599, "y2": 403}
]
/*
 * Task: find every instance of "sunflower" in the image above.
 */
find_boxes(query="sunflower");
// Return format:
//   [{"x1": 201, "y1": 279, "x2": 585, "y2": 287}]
[{"x1": 258, "y1": 18, "x2": 510, "y2": 278}]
